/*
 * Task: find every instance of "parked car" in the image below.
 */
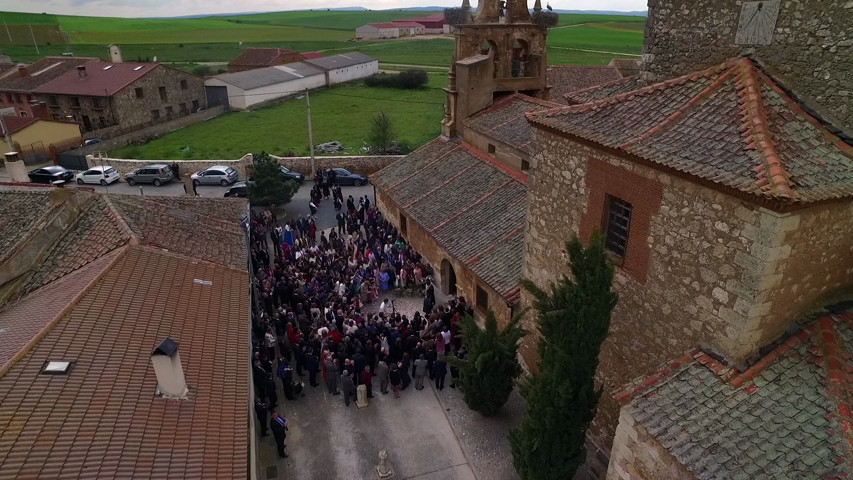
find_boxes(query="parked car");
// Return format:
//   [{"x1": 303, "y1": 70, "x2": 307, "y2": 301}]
[
  {"x1": 315, "y1": 168, "x2": 367, "y2": 186},
  {"x1": 27, "y1": 166, "x2": 74, "y2": 184},
  {"x1": 223, "y1": 181, "x2": 251, "y2": 198},
  {"x1": 192, "y1": 165, "x2": 239, "y2": 186},
  {"x1": 125, "y1": 164, "x2": 174, "y2": 187},
  {"x1": 82, "y1": 138, "x2": 104, "y2": 147},
  {"x1": 76, "y1": 166, "x2": 120, "y2": 185},
  {"x1": 280, "y1": 166, "x2": 304, "y2": 183}
]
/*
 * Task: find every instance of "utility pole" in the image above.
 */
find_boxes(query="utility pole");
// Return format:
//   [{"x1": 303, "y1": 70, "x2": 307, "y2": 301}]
[
  {"x1": 0, "y1": 114, "x2": 13, "y2": 151},
  {"x1": 306, "y1": 89, "x2": 315, "y2": 179}
]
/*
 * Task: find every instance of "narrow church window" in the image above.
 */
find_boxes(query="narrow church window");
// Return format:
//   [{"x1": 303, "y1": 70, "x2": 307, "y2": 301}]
[
  {"x1": 603, "y1": 195, "x2": 632, "y2": 260},
  {"x1": 488, "y1": 143, "x2": 496, "y2": 154},
  {"x1": 476, "y1": 285, "x2": 488, "y2": 311},
  {"x1": 400, "y1": 214, "x2": 408, "y2": 236},
  {"x1": 521, "y1": 159, "x2": 529, "y2": 172}
]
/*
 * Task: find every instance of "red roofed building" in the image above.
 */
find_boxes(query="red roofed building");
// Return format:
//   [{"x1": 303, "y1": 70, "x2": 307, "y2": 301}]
[
  {"x1": 32, "y1": 60, "x2": 206, "y2": 137},
  {"x1": 397, "y1": 13, "x2": 446, "y2": 33},
  {"x1": 300, "y1": 51, "x2": 324, "y2": 60},
  {"x1": 227, "y1": 47, "x2": 307, "y2": 73}
]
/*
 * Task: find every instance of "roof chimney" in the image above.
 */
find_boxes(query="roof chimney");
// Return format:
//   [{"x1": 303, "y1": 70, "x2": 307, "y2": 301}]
[
  {"x1": 150, "y1": 337, "x2": 188, "y2": 398},
  {"x1": 18, "y1": 66, "x2": 27, "y2": 77},
  {"x1": 108, "y1": 44, "x2": 123, "y2": 63},
  {"x1": 77, "y1": 65, "x2": 87, "y2": 79}
]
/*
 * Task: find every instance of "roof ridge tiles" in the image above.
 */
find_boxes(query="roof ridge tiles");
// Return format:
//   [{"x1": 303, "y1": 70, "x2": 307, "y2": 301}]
[
  {"x1": 620, "y1": 66, "x2": 736, "y2": 150},
  {"x1": 734, "y1": 58, "x2": 796, "y2": 199},
  {"x1": 402, "y1": 160, "x2": 479, "y2": 209},
  {"x1": 430, "y1": 178, "x2": 519, "y2": 232},
  {"x1": 615, "y1": 350, "x2": 700, "y2": 406},
  {"x1": 102, "y1": 195, "x2": 139, "y2": 245},
  {"x1": 465, "y1": 225, "x2": 524, "y2": 267},
  {"x1": 386, "y1": 140, "x2": 459, "y2": 190}
]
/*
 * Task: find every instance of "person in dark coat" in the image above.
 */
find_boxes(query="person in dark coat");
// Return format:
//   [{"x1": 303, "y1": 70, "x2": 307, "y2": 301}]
[
  {"x1": 270, "y1": 412, "x2": 288, "y2": 458},
  {"x1": 305, "y1": 348, "x2": 320, "y2": 387},
  {"x1": 389, "y1": 363, "x2": 403, "y2": 398},
  {"x1": 433, "y1": 356, "x2": 448, "y2": 390},
  {"x1": 254, "y1": 397, "x2": 269, "y2": 436},
  {"x1": 359, "y1": 366, "x2": 373, "y2": 398},
  {"x1": 278, "y1": 360, "x2": 296, "y2": 401},
  {"x1": 340, "y1": 370, "x2": 356, "y2": 406},
  {"x1": 376, "y1": 357, "x2": 390, "y2": 394},
  {"x1": 265, "y1": 374, "x2": 278, "y2": 409}
]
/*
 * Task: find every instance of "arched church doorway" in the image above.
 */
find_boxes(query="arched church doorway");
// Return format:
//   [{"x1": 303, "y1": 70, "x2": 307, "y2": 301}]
[
  {"x1": 512, "y1": 39, "x2": 529, "y2": 77},
  {"x1": 441, "y1": 259, "x2": 457, "y2": 296}
]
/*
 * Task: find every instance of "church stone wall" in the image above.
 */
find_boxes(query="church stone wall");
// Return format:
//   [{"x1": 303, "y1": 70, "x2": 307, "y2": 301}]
[
  {"x1": 642, "y1": 0, "x2": 853, "y2": 133},
  {"x1": 606, "y1": 409, "x2": 698, "y2": 480}
]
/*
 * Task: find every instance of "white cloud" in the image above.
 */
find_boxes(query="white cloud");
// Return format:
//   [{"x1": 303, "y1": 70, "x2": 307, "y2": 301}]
[{"x1": 3, "y1": 0, "x2": 647, "y2": 18}]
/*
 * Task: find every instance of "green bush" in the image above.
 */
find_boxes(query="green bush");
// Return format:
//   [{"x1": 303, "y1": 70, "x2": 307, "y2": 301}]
[{"x1": 364, "y1": 69, "x2": 429, "y2": 89}]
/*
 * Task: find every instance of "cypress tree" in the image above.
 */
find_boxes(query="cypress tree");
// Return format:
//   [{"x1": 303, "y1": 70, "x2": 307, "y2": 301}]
[
  {"x1": 510, "y1": 233, "x2": 618, "y2": 480},
  {"x1": 447, "y1": 311, "x2": 526, "y2": 416}
]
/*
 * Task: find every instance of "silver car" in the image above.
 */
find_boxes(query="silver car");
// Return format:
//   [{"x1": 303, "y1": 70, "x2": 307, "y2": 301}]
[
  {"x1": 125, "y1": 164, "x2": 174, "y2": 187},
  {"x1": 191, "y1": 165, "x2": 239, "y2": 186}
]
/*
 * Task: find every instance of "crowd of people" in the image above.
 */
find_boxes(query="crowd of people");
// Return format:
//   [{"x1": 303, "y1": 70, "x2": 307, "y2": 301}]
[{"x1": 248, "y1": 192, "x2": 474, "y2": 458}]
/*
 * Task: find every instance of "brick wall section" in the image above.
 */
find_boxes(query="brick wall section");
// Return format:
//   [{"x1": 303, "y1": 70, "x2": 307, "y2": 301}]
[
  {"x1": 606, "y1": 408, "x2": 697, "y2": 480},
  {"x1": 375, "y1": 188, "x2": 513, "y2": 328},
  {"x1": 642, "y1": 0, "x2": 853, "y2": 133},
  {"x1": 579, "y1": 158, "x2": 662, "y2": 284}
]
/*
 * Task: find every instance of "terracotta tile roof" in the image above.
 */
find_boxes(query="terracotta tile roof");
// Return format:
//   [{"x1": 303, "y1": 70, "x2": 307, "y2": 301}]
[
  {"x1": 32, "y1": 60, "x2": 169, "y2": 97},
  {"x1": 372, "y1": 137, "x2": 527, "y2": 300},
  {"x1": 616, "y1": 310, "x2": 853, "y2": 479},
  {"x1": 530, "y1": 58, "x2": 853, "y2": 203},
  {"x1": 465, "y1": 93, "x2": 561, "y2": 155},
  {"x1": 229, "y1": 47, "x2": 305, "y2": 68},
  {"x1": 108, "y1": 195, "x2": 248, "y2": 269},
  {"x1": 0, "y1": 191, "x2": 55, "y2": 264},
  {"x1": 18, "y1": 197, "x2": 130, "y2": 296},
  {"x1": 546, "y1": 65, "x2": 624, "y2": 105},
  {"x1": 390, "y1": 22, "x2": 426, "y2": 27},
  {"x1": 563, "y1": 74, "x2": 647, "y2": 105},
  {"x1": 0, "y1": 249, "x2": 122, "y2": 374},
  {"x1": 367, "y1": 22, "x2": 407, "y2": 28},
  {"x1": 0, "y1": 245, "x2": 249, "y2": 479},
  {"x1": 0, "y1": 57, "x2": 96, "y2": 93},
  {"x1": 0, "y1": 115, "x2": 38, "y2": 135},
  {"x1": 301, "y1": 51, "x2": 324, "y2": 60}
]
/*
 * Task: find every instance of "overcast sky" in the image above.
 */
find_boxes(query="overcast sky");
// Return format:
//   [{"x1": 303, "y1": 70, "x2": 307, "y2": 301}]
[{"x1": 0, "y1": 0, "x2": 648, "y2": 18}]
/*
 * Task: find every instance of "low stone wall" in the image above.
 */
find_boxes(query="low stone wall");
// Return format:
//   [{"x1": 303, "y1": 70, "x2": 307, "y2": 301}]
[
  {"x1": 272, "y1": 155, "x2": 403, "y2": 176},
  {"x1": 90, "y1": 153, "x2": 402, "y2": 179},
  {"x1": 89, "y1": 154, "x2": 254, "y2": 178},
  {"x1": 75, "y1": 106, "x2": 227, "y2": 156}
]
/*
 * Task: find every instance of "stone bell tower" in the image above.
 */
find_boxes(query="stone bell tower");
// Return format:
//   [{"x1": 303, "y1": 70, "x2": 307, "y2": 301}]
[{"x1": 442, "y1": 0, "x2": 549, "y2": 138}]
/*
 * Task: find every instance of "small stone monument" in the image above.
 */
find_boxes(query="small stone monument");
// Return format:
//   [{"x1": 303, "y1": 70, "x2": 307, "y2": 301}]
[
  {"x1": 356, "y1": 384, "x2": 369, "y2": 409},
  {"x1": 376, "y1": 450, "x2": 394, "y2": 478}
]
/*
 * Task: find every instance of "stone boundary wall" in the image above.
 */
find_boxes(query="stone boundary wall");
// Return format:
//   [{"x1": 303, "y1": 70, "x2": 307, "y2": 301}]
[
  {"x1": 271, "y1": 155, "x2": 403, "y2": 176},
  {"x1": 90, "y1": 154, "x2": 402, "y2": 179},
  {"x1": 73, "y1": 106, "x2": 226, "y2": 156}
]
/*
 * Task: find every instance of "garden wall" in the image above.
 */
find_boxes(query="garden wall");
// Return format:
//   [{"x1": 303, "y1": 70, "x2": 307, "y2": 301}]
[{"x1": 90, "y1": 153, "x2": 403, "y2": 179}]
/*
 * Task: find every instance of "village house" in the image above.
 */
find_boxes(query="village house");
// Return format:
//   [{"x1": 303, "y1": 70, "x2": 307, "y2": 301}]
[
  {"x1": 0, "y1": 115, "x2": 82, "y2": 163},
  {"x1": 355, "y1": 13, "x2": 446, "y2": 39},
  {"x1": 227, "y1": 47, "x2": 307, "y2": 73},
  {"x1": 32, "y1": 59, "x2": 206, "y2": 138},
  {"x1": 0, "y1": 56, "x2": 95, "y2": 118},
  {"x1": 303, "y1": 52, "x2": 379, "y2": 86},
  {"x1": 0, "y1": 189, "x2": 251, "y2": 479},
  {"x1": 356, "y1": 22, "x2": 408, "y2": 39}
]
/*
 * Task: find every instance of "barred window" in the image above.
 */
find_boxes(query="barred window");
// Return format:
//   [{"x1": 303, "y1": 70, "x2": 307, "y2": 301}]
[{"x1": 604, "y1": 195, "x2": 632, "y2": 260}]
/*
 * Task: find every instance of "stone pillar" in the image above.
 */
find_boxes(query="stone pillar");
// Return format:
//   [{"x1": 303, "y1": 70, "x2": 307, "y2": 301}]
[
  {"x1": 356, "y1": 384, "x2": 369, "y2": 408},
  {"x1": 4, "y1": 152, "x2": 29, "y2": 183},
  {"x1": 375, "y1": 450, "x2": 394, "y2": 478}
]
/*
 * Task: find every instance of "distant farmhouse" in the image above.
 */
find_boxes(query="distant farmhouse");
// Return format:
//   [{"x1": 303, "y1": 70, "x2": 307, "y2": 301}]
[
  {"x1": 355, "y1": 13, "x2": 449, "y2": 39},
  {"x1": 227, "y1": 47, "x2": 307, "y2": 73},
  {"x1": 205, "y1": 52, "x2": 378, "y2": 110}
]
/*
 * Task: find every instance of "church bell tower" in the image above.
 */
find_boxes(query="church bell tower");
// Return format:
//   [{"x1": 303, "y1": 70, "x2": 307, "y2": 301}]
[{"x1": 442, "y1": 0, "x2": 549, "y2": 138}]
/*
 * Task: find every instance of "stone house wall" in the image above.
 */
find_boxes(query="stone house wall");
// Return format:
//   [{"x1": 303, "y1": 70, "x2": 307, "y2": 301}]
[
  {"x1": 522, "y1": 127, "x2": 853, "y2": 472},
  {"x1": 642, "y1": 0, "x2": 853, "y2": 133},
  {"x1": 375, "y1": 189, "x2": 513, "y2": 328},
  {"x1": 606, "y1": 408, "x2": 697, "y2": 480},
  {"x1": 111, "y1": 65, "x2": 206, "y2": 133}
]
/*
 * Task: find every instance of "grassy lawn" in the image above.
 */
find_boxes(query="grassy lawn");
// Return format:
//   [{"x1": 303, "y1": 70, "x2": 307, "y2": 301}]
[
  {"x1": 111, "y1": 74, "x2": 448, "y2": 160},
  {"x1": 548, "y1": 22, "x2": 644, "y2": 54}
]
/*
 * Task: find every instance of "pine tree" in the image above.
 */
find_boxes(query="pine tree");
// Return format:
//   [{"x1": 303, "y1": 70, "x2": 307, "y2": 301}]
[
  {"x1": 447, "y1": 311, "x2": 526, "y2": 416},
  {"x1": 247, "y1": 152, "x2": 298, "y2": 206},
  {"x1": 510, "y1": 233, "x2": 618, "y2": 480}
]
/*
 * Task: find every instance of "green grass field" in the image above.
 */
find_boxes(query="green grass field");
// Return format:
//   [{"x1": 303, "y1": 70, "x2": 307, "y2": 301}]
[{"x1": 111, "y1": 74, "x2": 448, "y2": 161}]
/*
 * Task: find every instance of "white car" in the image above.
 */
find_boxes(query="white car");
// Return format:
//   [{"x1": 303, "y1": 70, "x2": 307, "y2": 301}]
[{"x1": 76, "y1": 166, "x2": 121, "y2": 185}]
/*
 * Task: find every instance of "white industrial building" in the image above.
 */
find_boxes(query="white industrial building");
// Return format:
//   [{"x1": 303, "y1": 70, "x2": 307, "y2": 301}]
[
  {"x1": 205, "y1": 53, "x2": 377, "y2": 110},
  {"x1": 355, "y1": 23, "x2": 403, "y2": 40},
  {"x1": 304, "y1": 53, "x2": 379, "y2": 86}
]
